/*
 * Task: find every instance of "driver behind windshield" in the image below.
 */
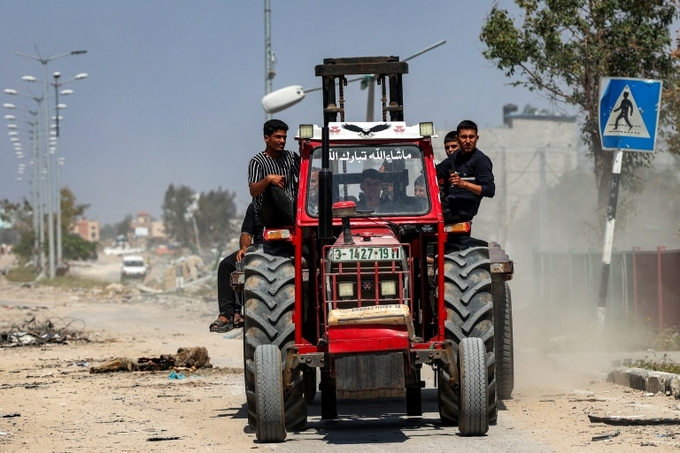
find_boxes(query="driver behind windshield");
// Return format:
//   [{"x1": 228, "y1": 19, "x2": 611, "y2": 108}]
[{"x1": 356, "y1": 168, "x2": 382, "y2": 211}]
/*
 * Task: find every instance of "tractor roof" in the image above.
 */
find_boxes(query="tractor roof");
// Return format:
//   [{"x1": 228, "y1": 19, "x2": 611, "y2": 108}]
[{"x1": 295, "y1": 122, "x2": 437, "y2": 141}]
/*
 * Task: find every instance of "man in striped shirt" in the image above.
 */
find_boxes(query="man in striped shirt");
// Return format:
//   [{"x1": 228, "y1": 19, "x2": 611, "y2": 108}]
[{"x1": 248, "y1": 119, "x2": 301, "y2": 227}]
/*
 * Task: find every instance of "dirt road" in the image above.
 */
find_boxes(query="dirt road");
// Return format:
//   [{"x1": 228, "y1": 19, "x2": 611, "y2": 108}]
[{"x1": 1, "y1": 254, "x2": 680, "y2": 452}]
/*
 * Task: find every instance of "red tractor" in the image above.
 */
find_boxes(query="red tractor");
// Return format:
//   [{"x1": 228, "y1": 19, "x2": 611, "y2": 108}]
[{"x1": 241, "y1": 56, "x2": 514, "y2": 442}]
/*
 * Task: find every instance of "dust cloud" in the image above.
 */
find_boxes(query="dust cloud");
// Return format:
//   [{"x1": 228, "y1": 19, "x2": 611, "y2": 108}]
[{"x1": 475, "y1": 156, "x2": 680, "y2": 392}]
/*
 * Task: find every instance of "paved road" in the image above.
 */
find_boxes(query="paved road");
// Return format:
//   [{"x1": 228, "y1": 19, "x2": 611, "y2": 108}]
[{"x1": 264, "y1": 393, "x2": 546, "y2": 452}]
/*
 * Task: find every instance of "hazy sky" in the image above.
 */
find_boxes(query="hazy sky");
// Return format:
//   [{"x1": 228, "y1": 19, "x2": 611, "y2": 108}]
[{"x1": 1, "y1": 0, "x2": 553, "y2": 225}]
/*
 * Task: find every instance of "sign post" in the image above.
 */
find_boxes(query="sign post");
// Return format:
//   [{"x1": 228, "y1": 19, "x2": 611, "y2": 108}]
[{"x1": 597, "y1": 77, "x2": 662, "y2": 330}]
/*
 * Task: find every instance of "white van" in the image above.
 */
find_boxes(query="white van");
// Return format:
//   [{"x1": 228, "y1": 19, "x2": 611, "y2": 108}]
[{"x1": 121, "y1": 255, "x2": 148, "y2": 280}]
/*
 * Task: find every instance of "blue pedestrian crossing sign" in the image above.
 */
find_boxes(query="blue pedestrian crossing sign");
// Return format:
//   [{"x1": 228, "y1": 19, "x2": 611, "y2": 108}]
[{"x1": 599, "y1": 77, "x2": 662, "y2": 152}]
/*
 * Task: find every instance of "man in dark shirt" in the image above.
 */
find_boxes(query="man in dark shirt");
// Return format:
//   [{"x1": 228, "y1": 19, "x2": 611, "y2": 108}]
[
  {"x1": 210, "y1": 203, "x2": 264, "y2": 333},
  {"x1": 436, "y1": 119, "x2": 495, "y2": 223}
]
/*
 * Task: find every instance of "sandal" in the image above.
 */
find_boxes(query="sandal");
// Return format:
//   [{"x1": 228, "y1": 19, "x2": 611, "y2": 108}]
[
  {"x1": 209, "y1": 315, "x2": 233, "y2": 333},
  {"x1": 233, "y1": 313, "x2": 244, "y2": 328}
]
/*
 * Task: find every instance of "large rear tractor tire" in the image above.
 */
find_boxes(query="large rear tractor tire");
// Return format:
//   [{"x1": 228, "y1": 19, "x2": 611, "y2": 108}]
[
  {"x1": 494, "y1": 281, "x2": 514, "y2": 400},
  {"x1": 254, "y1": 345, "x2": 286, "y2": 442},
  {"x1": 458, "y1": 337, "x2": 489, "y2": 436},
  {"x1": 436, "y1": 246, "x2": 497, "y2": 426},
  {"x1": 244, "y1": 249, "x2": 306, "y2": 432}
]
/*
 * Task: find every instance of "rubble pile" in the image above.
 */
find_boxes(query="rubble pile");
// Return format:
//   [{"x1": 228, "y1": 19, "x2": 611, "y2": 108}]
[
  {"x1": 89, "y1": 346, "x2": 212, "y2": 373},
  {"x1": 0, "y1": 315, "x2": 88, "y2": 348}
]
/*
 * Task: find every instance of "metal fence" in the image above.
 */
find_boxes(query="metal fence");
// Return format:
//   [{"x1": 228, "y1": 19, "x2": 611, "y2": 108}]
[{"x1": 533, "y1": 247, "x2": 680, "y2": 331}]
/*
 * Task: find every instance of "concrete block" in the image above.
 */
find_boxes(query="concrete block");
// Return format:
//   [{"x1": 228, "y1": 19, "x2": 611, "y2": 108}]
[
  {"x1": 609, "y1": 367, "x2": 625, "y2": 386},
  {"x1": 670, "y1": 376, "x2": 680, "y2": 399},
  {"x1": 628, "y1": 368, "x2": 648, "y2": 391},
  {"x1": 647, "y1": 373, "x2": 662, "y2": 394},
  {"x1": 609, "y1": 366, "x2": 680, "y2": 397}
]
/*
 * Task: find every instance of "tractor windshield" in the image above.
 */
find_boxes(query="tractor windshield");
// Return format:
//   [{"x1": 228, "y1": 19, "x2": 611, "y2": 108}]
[{"x1": 306, "y1": 144, "x2": 430, "y2": 217}]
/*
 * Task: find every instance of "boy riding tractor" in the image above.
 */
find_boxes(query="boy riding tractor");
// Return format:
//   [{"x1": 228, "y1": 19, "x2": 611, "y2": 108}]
[{"x1": 239, "y1": 56, "x2": 514, "y2": 442}]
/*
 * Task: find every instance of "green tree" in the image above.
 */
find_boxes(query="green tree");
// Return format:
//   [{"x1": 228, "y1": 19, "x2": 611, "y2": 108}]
[
  {"x1": 162, "y1": 184, "x2": 195, "y2": 246},
  {"x1": 1, "y1": 198, "x2": 33, "y2": 232},
  {"x1": 481, "y1": 0, "x2": 679, "y2": 209},
  {"x1": 116, "y1": 214, "x2": 133, "y2": 237},
  {"x1": 99, "y1": 223, "x2": 116, "y2": 241},
  {"x1": 62, "y1": 233, "x2": 98, "y2": 260},
  {"x1": 194, "y1": 187, "x2": 239, "y2": 247},
  {"x1": 2, "y1": 198, "x2": 35, "y2": 262},
  {"x1": 60, "y1": 187, "x2": 89, "y2": 235},
  {"x1": 58, "y1": 188, "x2": 98, "y2": 261},
  {"x1": 12, "y1": 231, "x2": 34, "y2": 261},
  {"x1": 100, "y1": 215, "x2": 132, "y2": 242}
]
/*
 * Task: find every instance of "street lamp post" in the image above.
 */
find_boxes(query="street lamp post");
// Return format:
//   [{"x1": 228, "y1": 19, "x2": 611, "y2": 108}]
[
  {"x1": 50, "y1": 72, "x2": 88, "y2": 268},
  {"x1": 16, "y1": 48, "x2": 86, "y2": 279},
  {"x1": 51, "y1": 71, "x2": 87, "y2": 268},
  {"x1": 3, "y1": 99, "x2": 45, "y2": 270},
  {"x1": 53, "y1": 72, "x2": 62, "y2": 269}
]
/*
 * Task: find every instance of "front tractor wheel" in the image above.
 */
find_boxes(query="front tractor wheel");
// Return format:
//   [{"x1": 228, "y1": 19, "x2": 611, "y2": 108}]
[
  {"x1": 436, "y1": 246, "x2": 497, "y2": 426},
  {"x1": 458, "y1": 337, "x2": 489, "y2": 436},
  {"x1": 243, "y1": 249, "x2": 306, "y2": 432},
  {"x1": 254, "y1": 344, "x2": 286, "y2": 442}
]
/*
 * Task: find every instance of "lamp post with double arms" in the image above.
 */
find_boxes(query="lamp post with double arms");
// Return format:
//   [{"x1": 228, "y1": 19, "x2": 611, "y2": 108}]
[
  {"x1": 51, "y1": 71, "x2": 87, "y2": 268},
  {"x1": 16, "y1": 48, "x2": 86, "y2": 279},
  {"x1": 3, "y1": 97, "x2": 45, "y2": 270}
]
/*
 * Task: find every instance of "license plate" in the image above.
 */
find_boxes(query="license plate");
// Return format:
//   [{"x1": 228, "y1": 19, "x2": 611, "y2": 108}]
[{"x1": 330, "y1": 246, "x2": 403, "y2": 262}]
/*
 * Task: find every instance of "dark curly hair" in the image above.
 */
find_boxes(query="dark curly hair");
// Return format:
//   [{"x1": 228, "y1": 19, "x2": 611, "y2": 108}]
[{"x1": 263, "y1": 119, "x2": 289, "y2": 137}]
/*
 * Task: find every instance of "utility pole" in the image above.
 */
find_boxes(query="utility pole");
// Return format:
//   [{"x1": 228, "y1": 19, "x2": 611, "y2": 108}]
[
  {"x1": 538, "y1": 148, "x2": 548, "y2": 251},
  {"x1": 264, "y1": 0, "x2": 273, "y2": 121},
  {"x1": 53, "y1": 72, "x2": 63, "y2": 269},
  {"x1": 499, "y1": 147, "x2": 507, "y2": 245},
  {"x1": 363, "y1": 40, "x2": 446, "y2": 122}
]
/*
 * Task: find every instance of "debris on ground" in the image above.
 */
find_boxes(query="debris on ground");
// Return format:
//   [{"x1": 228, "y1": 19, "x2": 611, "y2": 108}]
[
  {"x1": 89, "y1": 357, "x2": 140, "y2": 373},
  {"x1": 0, "y1": 316, "x2": 87, "y2": 347},
  {"x1": 589, "y1": 414, "x2": 680, "y2": 425},
  {"x1": 147, "y1": 436, "x2": 181, "y2": 442},
  {"x1": 2, "y1": 304, "x2": 48, "y2": 311},
  {"x1": 89, "y1": 346, "x2": 211, "y2": 373},
  {"x1": 592, "y1": 429, "x2": 620, "y2": 441}
]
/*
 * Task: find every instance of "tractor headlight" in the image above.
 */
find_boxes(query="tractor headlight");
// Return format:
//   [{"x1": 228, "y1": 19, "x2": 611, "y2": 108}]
[
  {"x1": 381, "y1": 280, "x2": 397, "y2": 297},
  {"x1": 419, "y1": 122, "x2": 435, "y2": 137},
  {"x1": 338, "y1": 282, "x2": 355, "y2": 298},
  {"x1": 299, "y1": 124, "x2": 314, "y2": 139}
]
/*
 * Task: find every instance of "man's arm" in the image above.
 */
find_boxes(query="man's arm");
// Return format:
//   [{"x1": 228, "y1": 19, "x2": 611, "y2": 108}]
[
  {"x1": 249, "y1": 175, "x2": 286, "y2": 197},
  {"x1": 449, "y1": 173, "x2": 483, "y2": 196},
  {"x1": 248, "y1": 157, "x2": 273, "y2": 198},
  {"x1": 436, "y1": 158, "x2": 453, "y2": 186},
  {"x1": 249, "y1": 177, "x2": 271, "y2": 198},
  {"x1": 449, "y1": 154, "x2": 495, "y2": 198},
  {"x1": 236, "y1": 233, "x2": 253, "y2": 261},
  {"x1": 475, "y1": 155, "x2": 495, "y2": 198},
  {"x1": 236, "y1": 204, "x2": 258, "y2": 261}
]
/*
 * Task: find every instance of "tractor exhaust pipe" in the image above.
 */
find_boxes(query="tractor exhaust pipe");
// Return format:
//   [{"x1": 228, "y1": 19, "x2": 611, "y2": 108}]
[{"x1": 318, "y1": 125, "x2": 333, "y2": 252}]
